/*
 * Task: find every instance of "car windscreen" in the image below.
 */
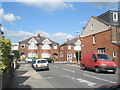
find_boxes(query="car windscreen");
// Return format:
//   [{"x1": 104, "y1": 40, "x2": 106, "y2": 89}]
[
  {"x1": 97, "y1": 54, "x2": 113, "y2": 61},
  {"x1": 37, "y1": 60, "x2": 47, "y2": 63}
]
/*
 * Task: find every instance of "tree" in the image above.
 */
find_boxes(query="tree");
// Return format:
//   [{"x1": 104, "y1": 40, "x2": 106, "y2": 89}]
[{"x1": 12, "y1": 50, "x2": 19, "y2": 60}]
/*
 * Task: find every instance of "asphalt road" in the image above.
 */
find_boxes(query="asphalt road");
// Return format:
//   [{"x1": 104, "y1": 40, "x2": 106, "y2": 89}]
[{"x1": 35, "y1": 63, "x2": 118, "y2": 88}]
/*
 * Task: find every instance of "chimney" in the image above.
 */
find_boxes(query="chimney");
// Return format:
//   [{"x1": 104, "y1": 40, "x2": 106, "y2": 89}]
[{"x1": 37, "y1": 33, "x2": 40, "y2": 39}]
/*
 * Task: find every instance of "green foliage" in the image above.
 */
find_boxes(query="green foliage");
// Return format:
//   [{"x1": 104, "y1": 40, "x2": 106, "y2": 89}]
[
  {"x1": 0, "y1": 37, "x2": 11, "y2": 74},
  {"x1": 50, "y1": 57, "x2": 55, "y2": 60},
  {"x1": 33, "y1": 57, "x2": 42, "y2": 59},
  {"x1": 12, "y1": 50, "x2": 19, "y2": 59},
  {"x1": 75, "y1": 51, "x2": 81, "y2": 61}
]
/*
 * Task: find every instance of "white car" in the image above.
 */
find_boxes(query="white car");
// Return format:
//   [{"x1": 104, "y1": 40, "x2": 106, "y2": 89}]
[
  {"x1": 25, "y1": 57, "x2": 33, "y2": 63},
  {"x1": 33, "y1": 59, "x2": 49, "y2": 71}
]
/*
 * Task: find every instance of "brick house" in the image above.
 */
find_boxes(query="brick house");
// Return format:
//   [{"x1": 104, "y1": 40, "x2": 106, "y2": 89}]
[
  {"x1": 19, "y1": 33, "x2": 59, "y2": 60},
  {"x1": 59, "y1": 36, "x2": 81, "y2": 62},
  {"x1": 11, "y1": 43, "x2": 19, "y2": 51},
  {"x1": 81, "y1": 10, "x2": 120, "y2": 67}
]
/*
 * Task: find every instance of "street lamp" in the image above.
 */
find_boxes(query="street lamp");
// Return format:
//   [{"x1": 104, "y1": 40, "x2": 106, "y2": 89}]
[{"x1": 76, "y1": 31, "x2": 80, "y2": 66}]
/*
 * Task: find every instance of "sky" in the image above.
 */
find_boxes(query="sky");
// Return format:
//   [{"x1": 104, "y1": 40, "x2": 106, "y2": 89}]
[{"x1": 0, "y1": 1, "x2": 119, "y2": 44}]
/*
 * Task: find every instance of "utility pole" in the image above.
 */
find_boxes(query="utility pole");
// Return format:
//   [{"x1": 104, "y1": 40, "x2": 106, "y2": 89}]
[{"x1": 76, "y1": 31, "x2": 80, "y2": 66}]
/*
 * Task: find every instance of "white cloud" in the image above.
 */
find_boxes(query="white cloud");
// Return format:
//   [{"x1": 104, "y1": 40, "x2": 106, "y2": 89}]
[
  {"x1": 91, "y1": 2, "x2": 117, "y2": 9},
  {"x1": 16, "y1": 0, "x2": 74, "y2": 13},
  {"x1": 5, "y1": 30, "x2": 34, "y2": 39},
  {"x1": 4, "y1": 29, "x2": 73, "y2": 43},
  {"x1": 52, "y1": 32, "x2": 73, "y2": 40},
  {"x1": 0, "y1": 8, "x2": 21, "y2": 24},
  {"x1": 3, "y1": 13, "x2": 21, "y2": 23}
]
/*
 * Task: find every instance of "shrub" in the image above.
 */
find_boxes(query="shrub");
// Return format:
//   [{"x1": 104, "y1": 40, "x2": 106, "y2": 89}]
[{"x1": 0, "y1": 37, "x2": 11, "y2": 74}]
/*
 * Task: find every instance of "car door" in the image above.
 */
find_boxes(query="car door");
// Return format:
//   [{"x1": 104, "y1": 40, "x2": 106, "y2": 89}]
[{"x1": 89, "y1": 54, "x2": 97, "y2": 69}]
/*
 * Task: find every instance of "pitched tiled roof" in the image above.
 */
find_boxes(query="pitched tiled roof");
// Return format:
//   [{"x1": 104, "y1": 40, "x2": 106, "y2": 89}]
[
  {"x1": 92, "y1": 16, "x2": 110, "y2": 26},
  {"x1": 60, "y1": 37, "x2": 78, "y2": 46},
  {"x1": 92, "y1": 10, "x2": 120, "y2": 27},
  {"x1": 19, "y1": 36, "x2": 59, "y2": 45}
]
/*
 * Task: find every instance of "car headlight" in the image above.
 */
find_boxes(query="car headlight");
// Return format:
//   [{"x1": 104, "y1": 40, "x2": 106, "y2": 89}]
[{"x1": 101, "y1": 64, "x2": 107, "y2": 66}]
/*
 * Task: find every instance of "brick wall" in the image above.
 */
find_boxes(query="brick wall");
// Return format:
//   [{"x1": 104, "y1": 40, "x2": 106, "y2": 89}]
[
  {"x1": 19, "y1": 44, "x2": 29, "y2": 57},
  {"x1": 59, "y1": 45, "x2": 77, "y2": 62},
  {"x1": 19, "y1": 43, "x2": 59, "y2": 59},
  {"x1": 81, "y1": 29, "x2": 119, "y2": 67}
]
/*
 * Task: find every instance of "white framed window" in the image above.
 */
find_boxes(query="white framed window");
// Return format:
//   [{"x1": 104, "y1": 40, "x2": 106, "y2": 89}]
[
  {"x1": 42, "y1": 44, "x2": 51, "y2": 50},
  {"x1": 54, "y1": 45, "x2": 57, "y2": 49},
  {"x1": 28, "y1": 53, "x2": 37, "y2": 57},
  {"x1": 28, "y1": 43, "x2": 37, "y2": 50},
  {"x1": 68, "y1": 45, "x2": 71, "y2": 49},
  {"x1": 60, "y1": 52, "x2": 63, "y2": 57},
  {"x1": 21, "y1": 44, "x2": 25, "y2": 48},
  {"x1": 113, "y1": 12, "x2": 118, "y2": 22},
  {"x1": 42, "y1": 53, "x2": 50, "y2": 58},
  {"x1": 113, "y1": 51, "x2": 117, "y2": 57},
  {"x1": 98, "y1": 48, "x2": 106, "y2": 53},
  {"x1": 91, "y1": 24, "x2": 94, "y2": 31},
  {"x1": 93, "y1": 35, "x2": 96, "y2": 45}
]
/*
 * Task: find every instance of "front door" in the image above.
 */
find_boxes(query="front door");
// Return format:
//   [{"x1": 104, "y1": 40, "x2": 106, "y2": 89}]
[{"x1": 67, "y1": 53, "x2": 72, "y2": 61}]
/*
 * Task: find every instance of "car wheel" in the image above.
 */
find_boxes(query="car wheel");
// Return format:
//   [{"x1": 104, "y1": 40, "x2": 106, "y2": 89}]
[
  {"x1": 47, "y1": 68, "x2": 49, "y2": 70},
  {"x1": 81, "y1": 64, "x2": 86, "y2": 70},
  {"x1": 112, "y1": 71, "x2": 116, "y2": 74},
  {"x1": 35, "y1": 69, "x2": 39, "y2": 71},
  {"x1": 95, "y1": 67, "x2": 100, "y2": 73}
]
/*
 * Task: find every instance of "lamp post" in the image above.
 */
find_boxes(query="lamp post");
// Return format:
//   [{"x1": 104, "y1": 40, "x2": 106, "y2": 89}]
[{"x1": 76, "y1": 31, "x2": 80, "y2": 66}]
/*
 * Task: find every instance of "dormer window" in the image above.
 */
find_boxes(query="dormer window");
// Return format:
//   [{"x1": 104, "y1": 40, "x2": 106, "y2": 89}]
[{"x1": 113, "y1": 12, "x2": 118, "y2": 22}]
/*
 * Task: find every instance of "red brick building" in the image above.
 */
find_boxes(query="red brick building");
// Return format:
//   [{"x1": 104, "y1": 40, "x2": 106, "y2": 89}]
[
  {"x1": 19, "y1": 33, "x2": 59, "y2": 60},
  {"x1": 81, "y1": 10, "x2": 120, "y2": 67},
  {"x1": 59, "y1": 36, "x2": 81, "y2": 62}
]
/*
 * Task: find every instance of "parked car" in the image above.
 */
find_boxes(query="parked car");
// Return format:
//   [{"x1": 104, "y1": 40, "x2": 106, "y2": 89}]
[
  {"x1": 44, "y1": 58, "x2": 54, "y2": 63},
  {"x1": 32, "y1": 59, "x2": 49, "y2": 71},
  {"x1": 31, "y1": 58, "x2": 37, "y2": 68},
  {"x1": 80, "y1": 53, "x2": 117, "y2": 73},
  {"x1": 25, "y1": 57, "x2": 33, "y2": 63},
  {"x1": 96, "y1": 83, "x2": 120, "y2": 90}
]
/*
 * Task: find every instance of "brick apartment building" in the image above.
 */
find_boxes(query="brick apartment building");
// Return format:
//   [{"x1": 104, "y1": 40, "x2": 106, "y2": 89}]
[
  {"x1": 19, "y1": 33, "x2": 59, "y2": 60},
  {"x1": 59, "y1": 36, "x2": 81, "y2": 62},
  {"x1": 81, "y1": 10, "x2": 120, "y2": 67}
]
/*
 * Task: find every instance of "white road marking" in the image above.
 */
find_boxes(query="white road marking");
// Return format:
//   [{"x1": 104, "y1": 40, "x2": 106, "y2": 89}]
[
  {"x1": 62, "y1": 68, "x2": 76, "y2": 73},
  {"x1": 76, "y1": 78, "x2": 96, "y2": 87},
  {"x1": 71, "y1": 77, "x2": 75, "y2": 80},
  {"x1": 61, "y1": 75, "x2": 95, "y2": 87},
  {"x1": 83, "y1": 74, "x2": 116, "y2": 84},
  {"x1": 61, "y1": 75, "x2": 70, "y2": 78}
]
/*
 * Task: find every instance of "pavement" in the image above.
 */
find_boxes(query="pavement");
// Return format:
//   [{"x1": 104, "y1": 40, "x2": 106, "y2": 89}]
[{"x1": 6, "y1": 61, "x2": 54, "y2": 88}]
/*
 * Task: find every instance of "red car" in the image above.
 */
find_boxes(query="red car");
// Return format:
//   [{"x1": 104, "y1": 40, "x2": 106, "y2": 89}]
[
  {"x1": 80, "y1": 53, "x2": 117, "y2": 73},
  {"x1": 96, "y1": 83, "x2": 120, "y2": 90}
]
